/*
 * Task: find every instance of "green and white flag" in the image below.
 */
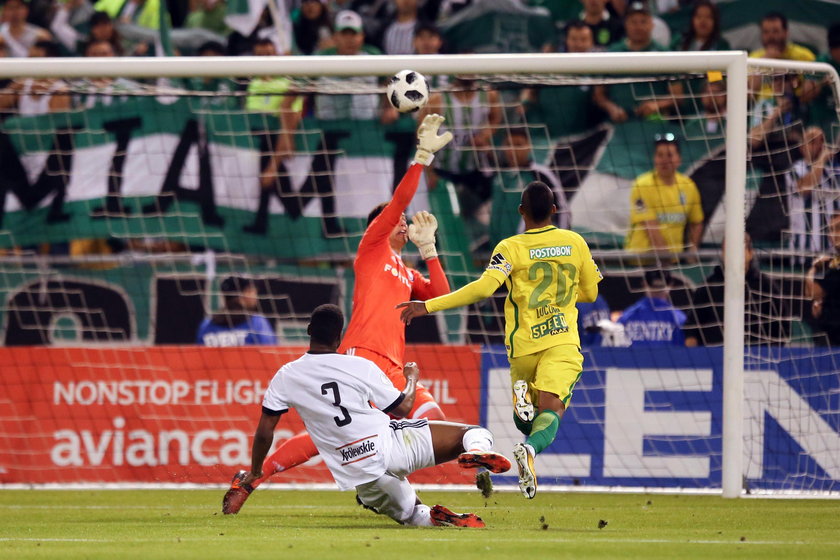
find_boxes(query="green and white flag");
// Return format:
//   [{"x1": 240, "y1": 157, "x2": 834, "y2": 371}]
[
  {"x1": 225, "y1": 0, "x2": 268, "y2": 36},
  {"x1": 156, "y1": 0, "x2": 174, "y2": 56},
  {"x1": 225, "y1": 0, "x2": 292, "y2": 52},
  {"x1": 0, "y1": 98, "x2": 416, "y2": 259}
]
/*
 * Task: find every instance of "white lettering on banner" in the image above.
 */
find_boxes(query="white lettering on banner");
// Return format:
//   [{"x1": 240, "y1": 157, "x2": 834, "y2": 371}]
[
  {"x1": 743, "y1": 369, "x2": 840, "y2": 480},
  {"x1": 173, "y1": 382, "x2": 189, "y2": 403},
  {"x1": 192, "y1": 431, "x2": 218, "y2": 466},
  {"x1": 5, "y1": 139, "x2": 400, "y2": 220},
  {"x1": 603, "y1": 368, "x2": 713, "y2": 478},
  {"x1": 127, "y1": 430, "x2": 156, "y2": 466},
  {"x1": 50, "y1": 416, "x2": 259, "y2": 467},
  {"x1": 159, "y1": 431, "x2": 189, "y2": 465},
  {"x1": 427, "y1": 379, "x2": 457, "y2": 405},
  {"x1": 53, "y1": 380, "x2": 266, "y2": 406},
  {"x1": 219, "y1": 431, "x2": 249, "y2": 465},
  {"x1": 194, "y1": 380, "x2": 211, "y2": 404},
  {"x1": 485, "y1": 367, "x2": 591, "y2": 477},
  {"x1": 113, "y1": 416, "x2": 125, "y2": 466},
  {"x1": 79, "y1": 429, "x2": 110, "y2": 466},
  {"x1": 49, "y1": 420, "x2": 318, "y2": 468}
]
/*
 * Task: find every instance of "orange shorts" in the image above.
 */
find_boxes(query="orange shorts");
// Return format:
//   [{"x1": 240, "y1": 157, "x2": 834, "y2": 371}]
[{"x1": 344, "y1": 347, "x2": 443, "y2": 419}]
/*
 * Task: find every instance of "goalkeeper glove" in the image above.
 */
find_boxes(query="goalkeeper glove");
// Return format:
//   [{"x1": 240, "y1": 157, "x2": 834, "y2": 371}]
[
  {"x1": 408, "y1": 211, "x2": 438, "y2": 260},
  {"x1": 413, "y1": 113, "x2": 453, "y2": 166}
]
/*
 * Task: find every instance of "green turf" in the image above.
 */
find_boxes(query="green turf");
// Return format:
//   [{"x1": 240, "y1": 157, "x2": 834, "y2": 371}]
[{"x1": 1, "y1": 489, "x2": 838, "y2": 559}]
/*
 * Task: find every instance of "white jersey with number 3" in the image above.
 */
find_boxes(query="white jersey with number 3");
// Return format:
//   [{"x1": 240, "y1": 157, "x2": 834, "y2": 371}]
[{"x1": 261, "y1": 352, "x2": 405, "y2": 490}]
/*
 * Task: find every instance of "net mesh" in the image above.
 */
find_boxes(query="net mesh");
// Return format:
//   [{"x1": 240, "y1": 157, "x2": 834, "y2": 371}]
[{"x1": 0, "y1": 60, "x2": 838, "y2": 492}]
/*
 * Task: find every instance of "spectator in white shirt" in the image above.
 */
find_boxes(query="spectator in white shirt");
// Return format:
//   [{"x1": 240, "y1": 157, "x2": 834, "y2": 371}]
[
  {"x1": 382, "y1": 0, "x2": 419, "y2": 55},
  {"x1": 0, "y1": 0, "x2": 52, "y2": 57}
]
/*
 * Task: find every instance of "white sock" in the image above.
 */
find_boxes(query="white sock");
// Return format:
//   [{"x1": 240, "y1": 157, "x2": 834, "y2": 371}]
[
  {"x1": 462, "y1": 427, "x2": 493, "y2": 453},
  {"x1": 407, "y1": 504, "x2": 433, "y2": 527}
]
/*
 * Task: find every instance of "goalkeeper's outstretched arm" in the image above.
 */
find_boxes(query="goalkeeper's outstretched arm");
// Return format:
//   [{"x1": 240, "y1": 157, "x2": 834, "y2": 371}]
[{"x1": 362, "y1": 114, "x2": 453, "y2": 247}]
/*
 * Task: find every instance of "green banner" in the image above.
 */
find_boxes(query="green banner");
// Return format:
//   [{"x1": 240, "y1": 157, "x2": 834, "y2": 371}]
[{"x1": 0, "y1": 97, "x2": 420, "y2": 258}]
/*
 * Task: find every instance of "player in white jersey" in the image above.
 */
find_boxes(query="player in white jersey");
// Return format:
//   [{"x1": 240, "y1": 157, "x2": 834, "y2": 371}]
[{"x1": 233, "y1": 304, "x2": 511, "y2": 527}]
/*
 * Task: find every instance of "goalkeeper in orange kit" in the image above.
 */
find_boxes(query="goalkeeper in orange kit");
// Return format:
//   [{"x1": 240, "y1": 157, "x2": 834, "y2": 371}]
[{"x1": 222, "y1": 114, "x2": 454, "y2": 514}]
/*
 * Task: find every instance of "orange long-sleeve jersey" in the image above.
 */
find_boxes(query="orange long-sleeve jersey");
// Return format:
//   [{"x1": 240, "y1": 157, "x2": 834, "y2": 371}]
[{"x1": 339, "y1": 163, "x2": 450, "y2": 367}]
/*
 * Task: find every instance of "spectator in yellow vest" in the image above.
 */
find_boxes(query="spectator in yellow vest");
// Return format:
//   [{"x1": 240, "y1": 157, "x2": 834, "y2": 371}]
[
  {"x1": 749, "y1": 12, "x2": 815, "y2": 62},
  {"x1": 625, "y1": 133, "x2": 704, "y2": 262}
]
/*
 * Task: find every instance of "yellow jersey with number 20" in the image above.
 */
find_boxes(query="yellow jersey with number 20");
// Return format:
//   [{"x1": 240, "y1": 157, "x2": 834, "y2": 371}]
[{"x1": 484, "y1": 226, "x2": 602, "y2": 359}]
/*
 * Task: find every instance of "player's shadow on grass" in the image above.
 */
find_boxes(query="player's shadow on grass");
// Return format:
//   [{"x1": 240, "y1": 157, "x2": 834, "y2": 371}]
[
  {"x1": 237, "y1": 514, "x2": 410, "y2": 529},
  {"x1": 247, "y1": 521, "x2": 409, "y2": 529}
]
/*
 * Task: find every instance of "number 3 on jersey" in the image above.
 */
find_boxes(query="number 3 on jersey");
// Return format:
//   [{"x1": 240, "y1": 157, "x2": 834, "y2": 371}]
[
  {"x1": 321, "y1": 382, "x2": 352, "y2": 427},
  {"x1": 528, "y1": 262, "x2": 577, "y2": 308}
]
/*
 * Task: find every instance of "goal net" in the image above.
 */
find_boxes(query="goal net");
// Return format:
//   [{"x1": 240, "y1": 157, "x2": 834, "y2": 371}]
[{"x1": 0, "y1": 53, "x2": 837, "y2": 495}]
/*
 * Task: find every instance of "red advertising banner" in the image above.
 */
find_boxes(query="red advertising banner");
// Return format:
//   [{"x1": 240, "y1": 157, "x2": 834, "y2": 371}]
[{"x1": 0, "y1": 345, "x2": 481, "y2": 485}]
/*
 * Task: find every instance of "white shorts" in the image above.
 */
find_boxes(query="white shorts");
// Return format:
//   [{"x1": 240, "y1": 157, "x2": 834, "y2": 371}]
[
  {"x1": 355, "y1": 419, "x2": 435, "y2": 525},
  {"x1": 385, "y1": 419, "x2": 435, "y2": 477}
]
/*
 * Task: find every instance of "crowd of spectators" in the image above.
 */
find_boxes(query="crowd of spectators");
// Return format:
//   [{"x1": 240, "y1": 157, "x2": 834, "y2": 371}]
[
  {"x1": 4, "y1": 0, "x2": 840, "y2": 348},
  {"x1": 0, "y1": 2, "x2": 824, "y2": 66}
]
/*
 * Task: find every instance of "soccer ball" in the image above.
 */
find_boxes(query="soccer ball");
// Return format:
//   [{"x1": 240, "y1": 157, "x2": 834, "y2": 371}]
[{"x1": 386, "y1": 70, "x2": 429, "y2": 113}]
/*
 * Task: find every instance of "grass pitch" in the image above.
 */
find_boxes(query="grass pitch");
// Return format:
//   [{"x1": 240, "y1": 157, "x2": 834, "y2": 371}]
[{"x1": 1, "y1": 489, "x2": 838, "y2": 559}]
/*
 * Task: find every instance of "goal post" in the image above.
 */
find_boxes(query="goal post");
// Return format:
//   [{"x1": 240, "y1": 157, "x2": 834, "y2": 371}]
[
  {"x1": 0, "y1": 51, "x2": 751, "y2": 493},
  {"x1": 723, "y1": 52, "x2": 748, "y2": 500},
  {"x1": 5, "y1": 51, "x2": 840, "y2": 495},
  {"x1": 0, "y1": 52, "x2": 749, "y2": 79}
]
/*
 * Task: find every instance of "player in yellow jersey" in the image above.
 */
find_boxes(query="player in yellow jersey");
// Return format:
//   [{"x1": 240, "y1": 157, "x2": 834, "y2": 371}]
[{"x1": 398, "y1": 182, "x2": 602, "y2": 498}]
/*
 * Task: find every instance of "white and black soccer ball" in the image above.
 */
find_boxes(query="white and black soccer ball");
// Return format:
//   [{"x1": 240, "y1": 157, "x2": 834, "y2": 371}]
[{"x1": 386, "y1": 70, "x2": 430, "y2": 113}]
